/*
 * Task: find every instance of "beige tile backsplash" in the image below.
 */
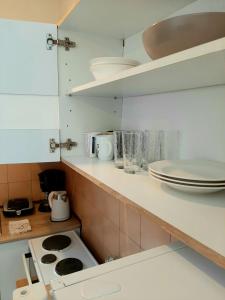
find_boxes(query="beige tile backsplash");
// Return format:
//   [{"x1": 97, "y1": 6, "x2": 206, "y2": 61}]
[
  {"x1": 0, "y1": 162, "x2": 62, "y2": 206},
  {"x1": 62, "y1": 163, "x2": 172, "y2": 263}
]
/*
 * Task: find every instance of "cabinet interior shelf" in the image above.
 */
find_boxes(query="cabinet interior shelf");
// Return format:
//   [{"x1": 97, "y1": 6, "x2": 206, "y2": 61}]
[{"x1": 68, "y1": 38, "x2": 225, "y2": 98}]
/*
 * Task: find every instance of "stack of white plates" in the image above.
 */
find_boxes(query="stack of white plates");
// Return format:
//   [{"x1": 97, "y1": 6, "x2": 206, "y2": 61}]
[
  {"x1": 90, "y1": 57, "x2": 140, "y2": 80},
  {"x1": 149, "y1": 160, "x2": 225, "y2": 194}
]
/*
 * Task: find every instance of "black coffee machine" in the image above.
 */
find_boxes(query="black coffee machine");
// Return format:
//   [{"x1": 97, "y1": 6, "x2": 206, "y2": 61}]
[{"x1": 38, "y1": 169, "x2": 65, "y2": 212}]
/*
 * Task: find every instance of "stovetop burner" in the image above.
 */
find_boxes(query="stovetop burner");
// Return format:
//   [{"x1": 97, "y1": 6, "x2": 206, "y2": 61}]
[
  {"x1": 41, "y1": 254, "x2": 57, "y2": 264},
  {"x1": 55, "y1": 258, "x2": 83, "y2": 276},
  {"x1": 42, "y1": 235, "x2": 71, "y2": 251}
]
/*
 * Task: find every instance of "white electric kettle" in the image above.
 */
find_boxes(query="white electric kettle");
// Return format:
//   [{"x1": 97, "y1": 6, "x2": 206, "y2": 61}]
[{"x1": 48, "y1": 191, "x2": 70, "y2": 222}]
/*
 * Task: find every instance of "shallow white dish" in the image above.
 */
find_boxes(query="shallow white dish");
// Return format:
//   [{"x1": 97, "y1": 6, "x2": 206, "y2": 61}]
[
  {"x1": 149, "y1": 160, "x2": 225, "y2": 183},
  {"x1": 150, "y1": 173, "x2": 225, "y2": 194},
  {"x1": 90, "y1": 63, "x2": 137, "y2": 80},
  {"x1": 90, "y1": 57, "x2": 140, "y2": 66},
  {"x1": 90, "y1": 57, "x2": 140, "y2": 80},
  {"x1": 149, "y1": 171, "x2": 225, "y2": 187}
]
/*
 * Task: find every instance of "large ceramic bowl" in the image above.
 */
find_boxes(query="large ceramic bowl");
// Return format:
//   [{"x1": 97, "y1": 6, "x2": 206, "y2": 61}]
[{"x1": 143, "y1": 12, "x2": 225, "y2": 60}]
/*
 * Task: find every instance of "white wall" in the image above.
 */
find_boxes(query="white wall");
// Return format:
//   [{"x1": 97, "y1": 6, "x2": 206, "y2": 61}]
[{"x1": 122, "y1": 85, "x2": 225, "y2": 162}]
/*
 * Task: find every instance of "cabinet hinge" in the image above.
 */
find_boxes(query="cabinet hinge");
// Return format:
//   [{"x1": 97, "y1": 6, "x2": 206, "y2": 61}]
[
  {"x1": 49, "y1": 138, "x2": 77, "y2": 153},
  {"x1": 46, "y1": 34, "x2": 76, "y2": 51}
]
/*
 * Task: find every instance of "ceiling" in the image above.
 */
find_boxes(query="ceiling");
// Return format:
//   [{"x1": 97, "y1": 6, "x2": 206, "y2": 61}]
[{"x1": 0, "y1": 0, "x2": 79, "y2": 25}]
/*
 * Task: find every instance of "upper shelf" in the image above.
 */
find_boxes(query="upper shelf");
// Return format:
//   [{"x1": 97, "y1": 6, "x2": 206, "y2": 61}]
[
  {"x1": 68, "y1": 38, "x2": 225, "y2": 98},
  {"x1": 60, "y1": 0, "x2": 195, "y2": 39}
]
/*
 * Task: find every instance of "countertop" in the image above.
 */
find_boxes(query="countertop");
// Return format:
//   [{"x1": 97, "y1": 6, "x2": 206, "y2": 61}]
[
  {"x1": 0, "y1": 204, "x2": 81, "y2": 244},
  {"x1": 62, "y1": 156, "x2": 225, "y2": 268}
]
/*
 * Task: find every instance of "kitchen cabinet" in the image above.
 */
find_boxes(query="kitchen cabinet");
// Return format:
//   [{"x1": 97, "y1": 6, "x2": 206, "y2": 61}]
[
  {"x1": 57, "y1": 0, "x2": 225, "y2": 268},
  {"x1": 0, "y1": 19, "x2": 60, "y2": 163}
]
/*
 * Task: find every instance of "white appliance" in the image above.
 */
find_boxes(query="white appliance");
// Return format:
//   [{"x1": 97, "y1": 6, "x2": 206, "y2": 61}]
[
  {"x1": 26, "y1": 231, "x2": 98, "y2": 285},
  {"x1": 96, "y1": 134, "x2": 114, "y2": 161},
  {"x1": 85, "y1": 132, "x2": 101, "y2": 158},
  {"x1": 48, "y1": 191, "x2": 70, "y2": 222},
  {"x1": 14, "y1": 242, "x2": 225, "y2": 300}
]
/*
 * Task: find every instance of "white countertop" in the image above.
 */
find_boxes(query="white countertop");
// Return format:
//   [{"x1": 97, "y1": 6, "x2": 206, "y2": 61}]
[{"x1": 62, "y1": 156, "x2": 225, "y2": 260}]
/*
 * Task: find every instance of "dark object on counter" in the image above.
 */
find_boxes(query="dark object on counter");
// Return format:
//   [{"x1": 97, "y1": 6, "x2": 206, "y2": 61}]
[
  {"x1": 38, "y1": 169, "x2": 65, "y2": 212},
  {"x1": 38, "y1": 200, "x2": 51, "y2": 212},
  {"x1": 143, "y1": 12, "x2": 225, "y2": 59},
  {"x1": 3, "y1": 198, "x2": 34, "y2": 217}
]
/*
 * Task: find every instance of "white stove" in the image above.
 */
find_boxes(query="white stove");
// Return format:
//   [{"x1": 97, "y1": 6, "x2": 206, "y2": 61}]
[{"x1": 28, "y1": 231, "x2": 98, "y2": 285}]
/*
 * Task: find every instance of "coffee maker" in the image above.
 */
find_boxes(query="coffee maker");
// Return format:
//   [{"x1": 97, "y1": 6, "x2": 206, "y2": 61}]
[{"x1": 38, "y1": 169, "x2": 65, "y2": 212}]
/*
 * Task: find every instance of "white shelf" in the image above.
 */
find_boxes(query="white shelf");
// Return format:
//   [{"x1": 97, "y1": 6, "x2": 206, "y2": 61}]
[
  {"x1": 61, "y1": 0, "x2": 195, "y2": 39},
  {"x1": 69, "y1": 38, "x2": 225, "y2": 98},
  {"x1": 62, "y1": 156, "x2": 225, "y2": 262}
]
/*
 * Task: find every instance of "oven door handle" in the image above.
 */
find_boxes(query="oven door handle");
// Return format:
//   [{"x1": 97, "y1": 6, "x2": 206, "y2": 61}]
[{"x1": 22, "y1": 253, "x2": 32, "y2": 285}]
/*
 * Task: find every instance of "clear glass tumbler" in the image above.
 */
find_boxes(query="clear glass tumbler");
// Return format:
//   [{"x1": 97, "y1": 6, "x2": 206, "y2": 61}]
[
  {"x1": 122, "y1": 131, "x2": 142, "y2": 174},
  {"x1": 113, "y1": 131, "x2": 124, "y2": 169}
]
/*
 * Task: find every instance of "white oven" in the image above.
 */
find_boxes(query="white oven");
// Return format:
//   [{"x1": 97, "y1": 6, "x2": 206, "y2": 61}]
[{"x1": 14, "y1": 242, "x2": 225, "y2": 300}]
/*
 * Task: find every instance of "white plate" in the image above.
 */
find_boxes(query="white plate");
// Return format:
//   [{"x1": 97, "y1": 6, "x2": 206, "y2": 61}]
[
  {"x1": 150, "y1": 173, "x2": 225, "y2": 194},
  {"x1": 149, "y1": 171, "x2": 225, "y2": 187},
  {"x1": 149, "y1": 160, "x2": 225, "y2": 183}
]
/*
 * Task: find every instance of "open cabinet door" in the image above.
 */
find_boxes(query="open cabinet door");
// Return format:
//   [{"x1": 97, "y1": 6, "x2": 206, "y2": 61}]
[{"x1": 0, "y1": 19, "x2": 60, "y2": 163}]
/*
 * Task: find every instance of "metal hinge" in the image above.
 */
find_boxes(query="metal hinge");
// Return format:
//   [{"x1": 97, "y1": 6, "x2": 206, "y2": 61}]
[
  {"x1": 49, "y1": 138, "x2": 77, "y2": 153},
  {"x1": 46, "y1": 34, "x2": 76, "y2": 51}
]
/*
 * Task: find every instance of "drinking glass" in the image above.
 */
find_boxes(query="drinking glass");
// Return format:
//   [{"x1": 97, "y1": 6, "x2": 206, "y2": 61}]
[
  {"x1": 113, "y1": 131, "x2": 124, "y2": 169},
  {"x1": 141, "y1": 130, "x2": 149, "y2": 171},
  {"x1": 159, "y1": 130, "x2": 180, "y2": 160},
  {"x1": 122, "y1": 131, "x2": 142, "y2": 174}
]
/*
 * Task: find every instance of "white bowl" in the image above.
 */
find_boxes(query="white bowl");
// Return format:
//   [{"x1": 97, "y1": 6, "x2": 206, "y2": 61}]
[
  {"x1": 91, "y1": 57, "x2": 139, "y2": 66},
  {"x1": 90, "y1": 63, "x2": 137, "y2": 80},
  {"x1": 90, "y1": 57, "x2": 140, "y2": 80}
]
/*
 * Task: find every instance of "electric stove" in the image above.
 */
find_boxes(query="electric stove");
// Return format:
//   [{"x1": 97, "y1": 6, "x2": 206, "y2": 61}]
[{"x1": 28, "y1": 231, "x2": 98, "y2": 285}]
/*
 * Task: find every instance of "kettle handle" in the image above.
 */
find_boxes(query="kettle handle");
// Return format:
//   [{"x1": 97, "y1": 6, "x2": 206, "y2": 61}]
[{"x1": 48, "y1": 192, "x2": 55, "y2": 209}]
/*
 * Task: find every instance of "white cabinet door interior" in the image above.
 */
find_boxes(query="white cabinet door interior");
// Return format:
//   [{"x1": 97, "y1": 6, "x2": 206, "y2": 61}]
[
  {"x1": 0, "y1": 19, "x2": 60, "y2": 163},
  {"x1": 0, "y1": 19, "x2": 58, "y2": 95}
]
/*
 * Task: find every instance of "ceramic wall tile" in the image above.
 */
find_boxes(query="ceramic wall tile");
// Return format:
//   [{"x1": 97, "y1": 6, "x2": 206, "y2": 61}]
[
  {"x1": 103, "y1": 218, "x2": 120, "y2": 259},
  {"x1": 0, "y1": 165, "x2": 8, "y2": 184},
  {"x1": 120, "y1": 201, "x2": 141, "y2": 246},
  {"x1": 93, "y1": 187, "x2": 120, "y2": 227},
  {"x1": 8, "y1": 164, "x2": 31, "y2": 182},
  {"x1": 8, "y1": 181, "x2": 31, "y2": 199},
  {"x1": 0, "y1": 183, "x2": 8, "y2": 206},
  {"x1": 119, "y1": 231, "x2": 142, "y2": 258},
  {"x1": 141, "y1": 213, "x2": 170, "y2": 250},
  {"x1": 170, "y1": 235, "x2": 178, "y2": 243},
  {"x1": 31, "y1": 180, "x2": 45, "y2": 201}
]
